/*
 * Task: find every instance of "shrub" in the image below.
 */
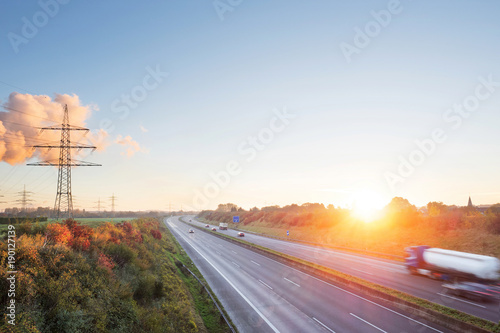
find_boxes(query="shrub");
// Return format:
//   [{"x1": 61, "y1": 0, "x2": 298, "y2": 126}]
[
  {"x1": 46, "y1": 223, "x2": 72, "y2": 246},
  {"x1": 151, "y1": 229, "x2": 162, "y2": 240},
  {"x1": 105, "y1": 243, "x2": 137, "y2": 267}
]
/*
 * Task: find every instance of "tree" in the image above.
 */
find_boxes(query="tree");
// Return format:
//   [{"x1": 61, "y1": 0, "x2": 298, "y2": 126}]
[
  {"x1": 427, "y1": 201, "x2": 448, "y2": 216},
  {"x1": 487, "y1": 203, "x2": 500, "y2": 214},
  {"x1": 384, "y1": 197, "x2": 416, "y2": 213},
  {"x1": 216, "y1": 203, "x2": 239, "y2": 212}
]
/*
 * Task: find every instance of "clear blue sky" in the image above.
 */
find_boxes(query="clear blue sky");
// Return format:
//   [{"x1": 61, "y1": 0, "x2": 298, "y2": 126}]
[{"x1": 1, "y1": 0, "x2": 500, "y2": 211}]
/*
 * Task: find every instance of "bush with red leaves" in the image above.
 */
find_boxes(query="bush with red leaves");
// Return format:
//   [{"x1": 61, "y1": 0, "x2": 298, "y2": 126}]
[
  {"x1": 46, "y1": 223, "x2": 73, "y2": 245},
  {"x1": 150, "y1": 229, "x2": 162, "y2": 240},
  {"x1": 98, "y1": 253, "x2": 116, "y2": 275}
]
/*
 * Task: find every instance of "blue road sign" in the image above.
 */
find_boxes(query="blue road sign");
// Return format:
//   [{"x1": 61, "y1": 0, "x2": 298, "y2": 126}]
[
  {"x1": 287, "y1": 230, "x2": 289, "y2": 236},
  {"x1": 233, "y1": 216, "x2": 240, "y2": 223}
]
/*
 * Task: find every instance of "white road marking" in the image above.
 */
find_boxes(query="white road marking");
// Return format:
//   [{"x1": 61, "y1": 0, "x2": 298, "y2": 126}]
[
  {"x1": 352, "y1": 268, "x2": 374, "y2": 275},
  {"x1": 232, "y1": 261, "x2": 240, "y2": 268},
  {"x1": 350, "y1": 313, "x2": 387, "y2": 332},
  {"x1": 171, "y1": 217, "x2": 442, "y2": 333},
  {"x1": 259, "y1": 279, "x2": 273, "y2": 290},
  {"x1": 251, "y1": 260, "x2": 261, "y2": 266},
  {"x1": 216, "y1": 251, "x2": 221, "y2": 255},
  {"x1": 437, "y1": 293, "x2": 487, "y2": 308},
  {"x1": 166, "y1": 221, "x2": 280, "y2": 333},
  {"x1": 231, "y1": 250, "x2": 238, "y2": 254},
  {"x1": 260, "y1": 255, "x2": 443, "y2": 332},
  {"x1": 283, "y1": 277, "x2": 300, "y2": 287},
  {"x1": 312, "y1": 317, "x2": 336, "y2": 333}
]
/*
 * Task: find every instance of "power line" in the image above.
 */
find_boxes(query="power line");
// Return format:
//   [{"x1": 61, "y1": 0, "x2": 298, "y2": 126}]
[
  {"x1": 110, "y1": 193, "x2": 117, "y2": 218},
  {"x1": 14, "y1": 184, "x2": 34, "y2": 211},
  {"x1": 27, "y1": 104, "x2": 101, "y2": 219},
  {"x1": 3, "y1": 168, "x2": 34, "y2": 194},
  {"x1": 94, "y1": 197, "x2": 105, "y2": 213},
  {"x1": 1, "y1": 105, "x2": 56, "y2": 124},
  {"x1": 0, "y1": 80, "x2": 41, "y2": 96}
]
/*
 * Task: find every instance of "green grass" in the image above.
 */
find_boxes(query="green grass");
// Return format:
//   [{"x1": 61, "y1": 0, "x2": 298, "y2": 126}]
[
  {"x1": 184, "y1": 217, "x2": 500, "y2": 332},
  {"x1": 162, "y1": 221, "x2": 236, "y2": 333}
]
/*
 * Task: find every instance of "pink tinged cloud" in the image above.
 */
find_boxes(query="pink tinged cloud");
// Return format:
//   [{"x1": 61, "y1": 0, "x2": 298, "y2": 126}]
[
  {"x1": 114, "y1": 135, "x2": 147, "y2": 157},
  {"x1": 0, "y1": 92, "x2": 107, "y2": 165}
]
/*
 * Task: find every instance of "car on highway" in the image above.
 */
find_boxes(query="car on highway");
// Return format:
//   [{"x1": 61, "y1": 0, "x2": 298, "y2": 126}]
[
  {"x1": 188, "y1": 229, "x2": 194, "y2": 233},
  {"x1": 442, "y1": 281, "x2": 497, "y2": 302},
  {"x1": 237, "y1": 232, "x2": 245, "y2": 237},
  {"x1": 211, "y1": 227, "x2": 217, "y2": 231},
  {"x1": 205, "y1": 224, "x2": 210, "y2": 228}
]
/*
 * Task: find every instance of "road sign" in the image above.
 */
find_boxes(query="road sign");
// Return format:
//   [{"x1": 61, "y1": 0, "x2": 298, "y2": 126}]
[
  {"x1": 233, "y1": 216, "x2": 240, "y2": 223},
  {"x1": 287, "y1": 230, "x2": 289, "y2": 236}
]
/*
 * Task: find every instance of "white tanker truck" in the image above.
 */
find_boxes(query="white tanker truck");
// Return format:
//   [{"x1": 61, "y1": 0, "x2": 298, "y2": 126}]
[{"x1": 405, "y1": 245, "x2": 500, "y2": 281}]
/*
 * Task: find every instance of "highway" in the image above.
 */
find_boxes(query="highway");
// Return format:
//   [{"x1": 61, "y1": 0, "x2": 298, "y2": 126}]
[
  {"x1": 165, "y1": 216, "x2": 452, "y2": 333},
  {"x1": 185, "y1": 216, "x2": 500, "y2": 324}
]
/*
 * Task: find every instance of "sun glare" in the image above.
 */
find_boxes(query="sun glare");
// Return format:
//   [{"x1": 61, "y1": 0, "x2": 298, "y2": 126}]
[{"x1": 351, "y1": 189, "x2": 386, "y2": 222}]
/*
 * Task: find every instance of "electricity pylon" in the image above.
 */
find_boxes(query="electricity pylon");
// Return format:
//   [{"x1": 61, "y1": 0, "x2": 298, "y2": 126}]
[
  {"x1": 94, "y1": 197, "x2": 103, "y2": 214},
  {"x1": 15, "y1": 185, "x2": 34, "y2": 213},
  {"x1": 28, "y1": 104, "x2": 101, "y2": 219},
  {"x1": 110, "y1": 193, "x2": 117, "y2": 218}
]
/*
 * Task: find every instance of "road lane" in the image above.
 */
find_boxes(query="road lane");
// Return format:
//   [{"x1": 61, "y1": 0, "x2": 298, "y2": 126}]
[
  {"x1": 187, "y1": 216, "x2": 499, "y2": 323},
  {"x1": 166, "y1": 216, "x2": 452, "y2": 333}
]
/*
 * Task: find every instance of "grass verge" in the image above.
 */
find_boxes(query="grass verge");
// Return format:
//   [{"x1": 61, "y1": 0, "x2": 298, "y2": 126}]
[
  {"x1": 161, "y1": 219, "x2": 237, "y2": 333},
  {"x1": 183, "y1": 217, "x2": 500, "y2": 333}
]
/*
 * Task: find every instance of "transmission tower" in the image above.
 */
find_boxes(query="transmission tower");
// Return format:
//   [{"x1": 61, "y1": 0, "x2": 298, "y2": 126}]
[
  {"x1": 110, "y1": 193, "x2": 117, "y2": 217},
  {"x1": 94, "y1": 197, "x2": 103, "y2": 214},
  {"x1": 28, "y1": 104, "x2": 101, "y2": 219},
  {"x1": 15, "y1": 185, "x2": 34, "y2": 213}
]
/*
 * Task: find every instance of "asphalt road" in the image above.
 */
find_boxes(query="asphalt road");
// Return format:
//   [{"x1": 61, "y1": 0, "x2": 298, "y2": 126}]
[
  {"x1": 186, "y1": 216, "x2": 500, "y2": 324},
  {"x1": 165, "y1": 216, "x2": 453, "y2": 333}
]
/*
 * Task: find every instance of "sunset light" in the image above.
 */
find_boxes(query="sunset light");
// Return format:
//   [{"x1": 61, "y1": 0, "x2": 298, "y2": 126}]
[{"x1": 351, "y1": 189, "x2": 386, "y2": 222}]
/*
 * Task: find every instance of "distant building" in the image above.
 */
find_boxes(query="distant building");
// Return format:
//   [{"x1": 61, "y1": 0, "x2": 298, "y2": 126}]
[{"x1": 467, "y1": 196, "x2": 492, "y2": 213}]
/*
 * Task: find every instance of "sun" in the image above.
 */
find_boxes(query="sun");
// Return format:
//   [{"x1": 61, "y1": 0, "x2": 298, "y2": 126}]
[{"x1": 351, "y1": 189, "x2": 386, "y2": 222}]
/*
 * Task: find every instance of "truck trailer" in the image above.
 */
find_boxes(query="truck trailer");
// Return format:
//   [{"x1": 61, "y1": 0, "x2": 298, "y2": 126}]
[
  {"x1": 219, "y1": 223, "x2": 228, "y2": 230},
  {"x1": 405, "y1": 245, "x2": 500, "y2": 282}
]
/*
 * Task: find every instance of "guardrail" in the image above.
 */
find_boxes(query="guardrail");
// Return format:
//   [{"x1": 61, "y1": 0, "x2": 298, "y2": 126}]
[
  {"x1": 180, "y1": 217, "x2": 499, "y2": 333},
  {"x1": 177, "y1": 261, "x2": 236, "y2": 333},
  {"x1": 193, "y1": 217, "x2": 405, "y2": 261}
]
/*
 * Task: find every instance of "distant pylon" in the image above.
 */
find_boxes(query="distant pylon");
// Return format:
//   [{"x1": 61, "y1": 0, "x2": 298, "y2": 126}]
[
  {"x1": 94, "y1": 197, "x2": 102, "y2": 213},
  {"x1": 28, "y1": 104, "x2": 101, "y2": 219},
  {"x1": 15, "y1": 185, "x2": 34, "y2": 212},
  {"x1": 110, "y1": 193, "x2": 117, "y2": 217}
]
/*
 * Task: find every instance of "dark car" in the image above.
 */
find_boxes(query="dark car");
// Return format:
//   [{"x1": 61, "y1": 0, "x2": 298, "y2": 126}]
[
  {"x1": 188, "y1": 229, "x2": 194, "y2": 233},
  {"x1": 442, "y1": 282, "x2": 497, "y2": 302},
  {"x1": 237, "y1": 232, "x2": 245, "y2": 237},
  {"x1": 211, "y1": 228, "x2": 217, "y2": 231}
]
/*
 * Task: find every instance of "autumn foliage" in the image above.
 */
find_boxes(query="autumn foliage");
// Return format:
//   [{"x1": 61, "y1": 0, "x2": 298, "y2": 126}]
[
  {"x1": 0, "y1": 218, "x2": 200, "y2": 333},
  {"x1": 199, "y1": 199, "x2": 500, "y2": 258}
]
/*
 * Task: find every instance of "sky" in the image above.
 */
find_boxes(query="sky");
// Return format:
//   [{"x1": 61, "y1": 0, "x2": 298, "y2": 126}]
[{"x1": 1, "y1": 0, "x2": 500, "y2": 212}]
